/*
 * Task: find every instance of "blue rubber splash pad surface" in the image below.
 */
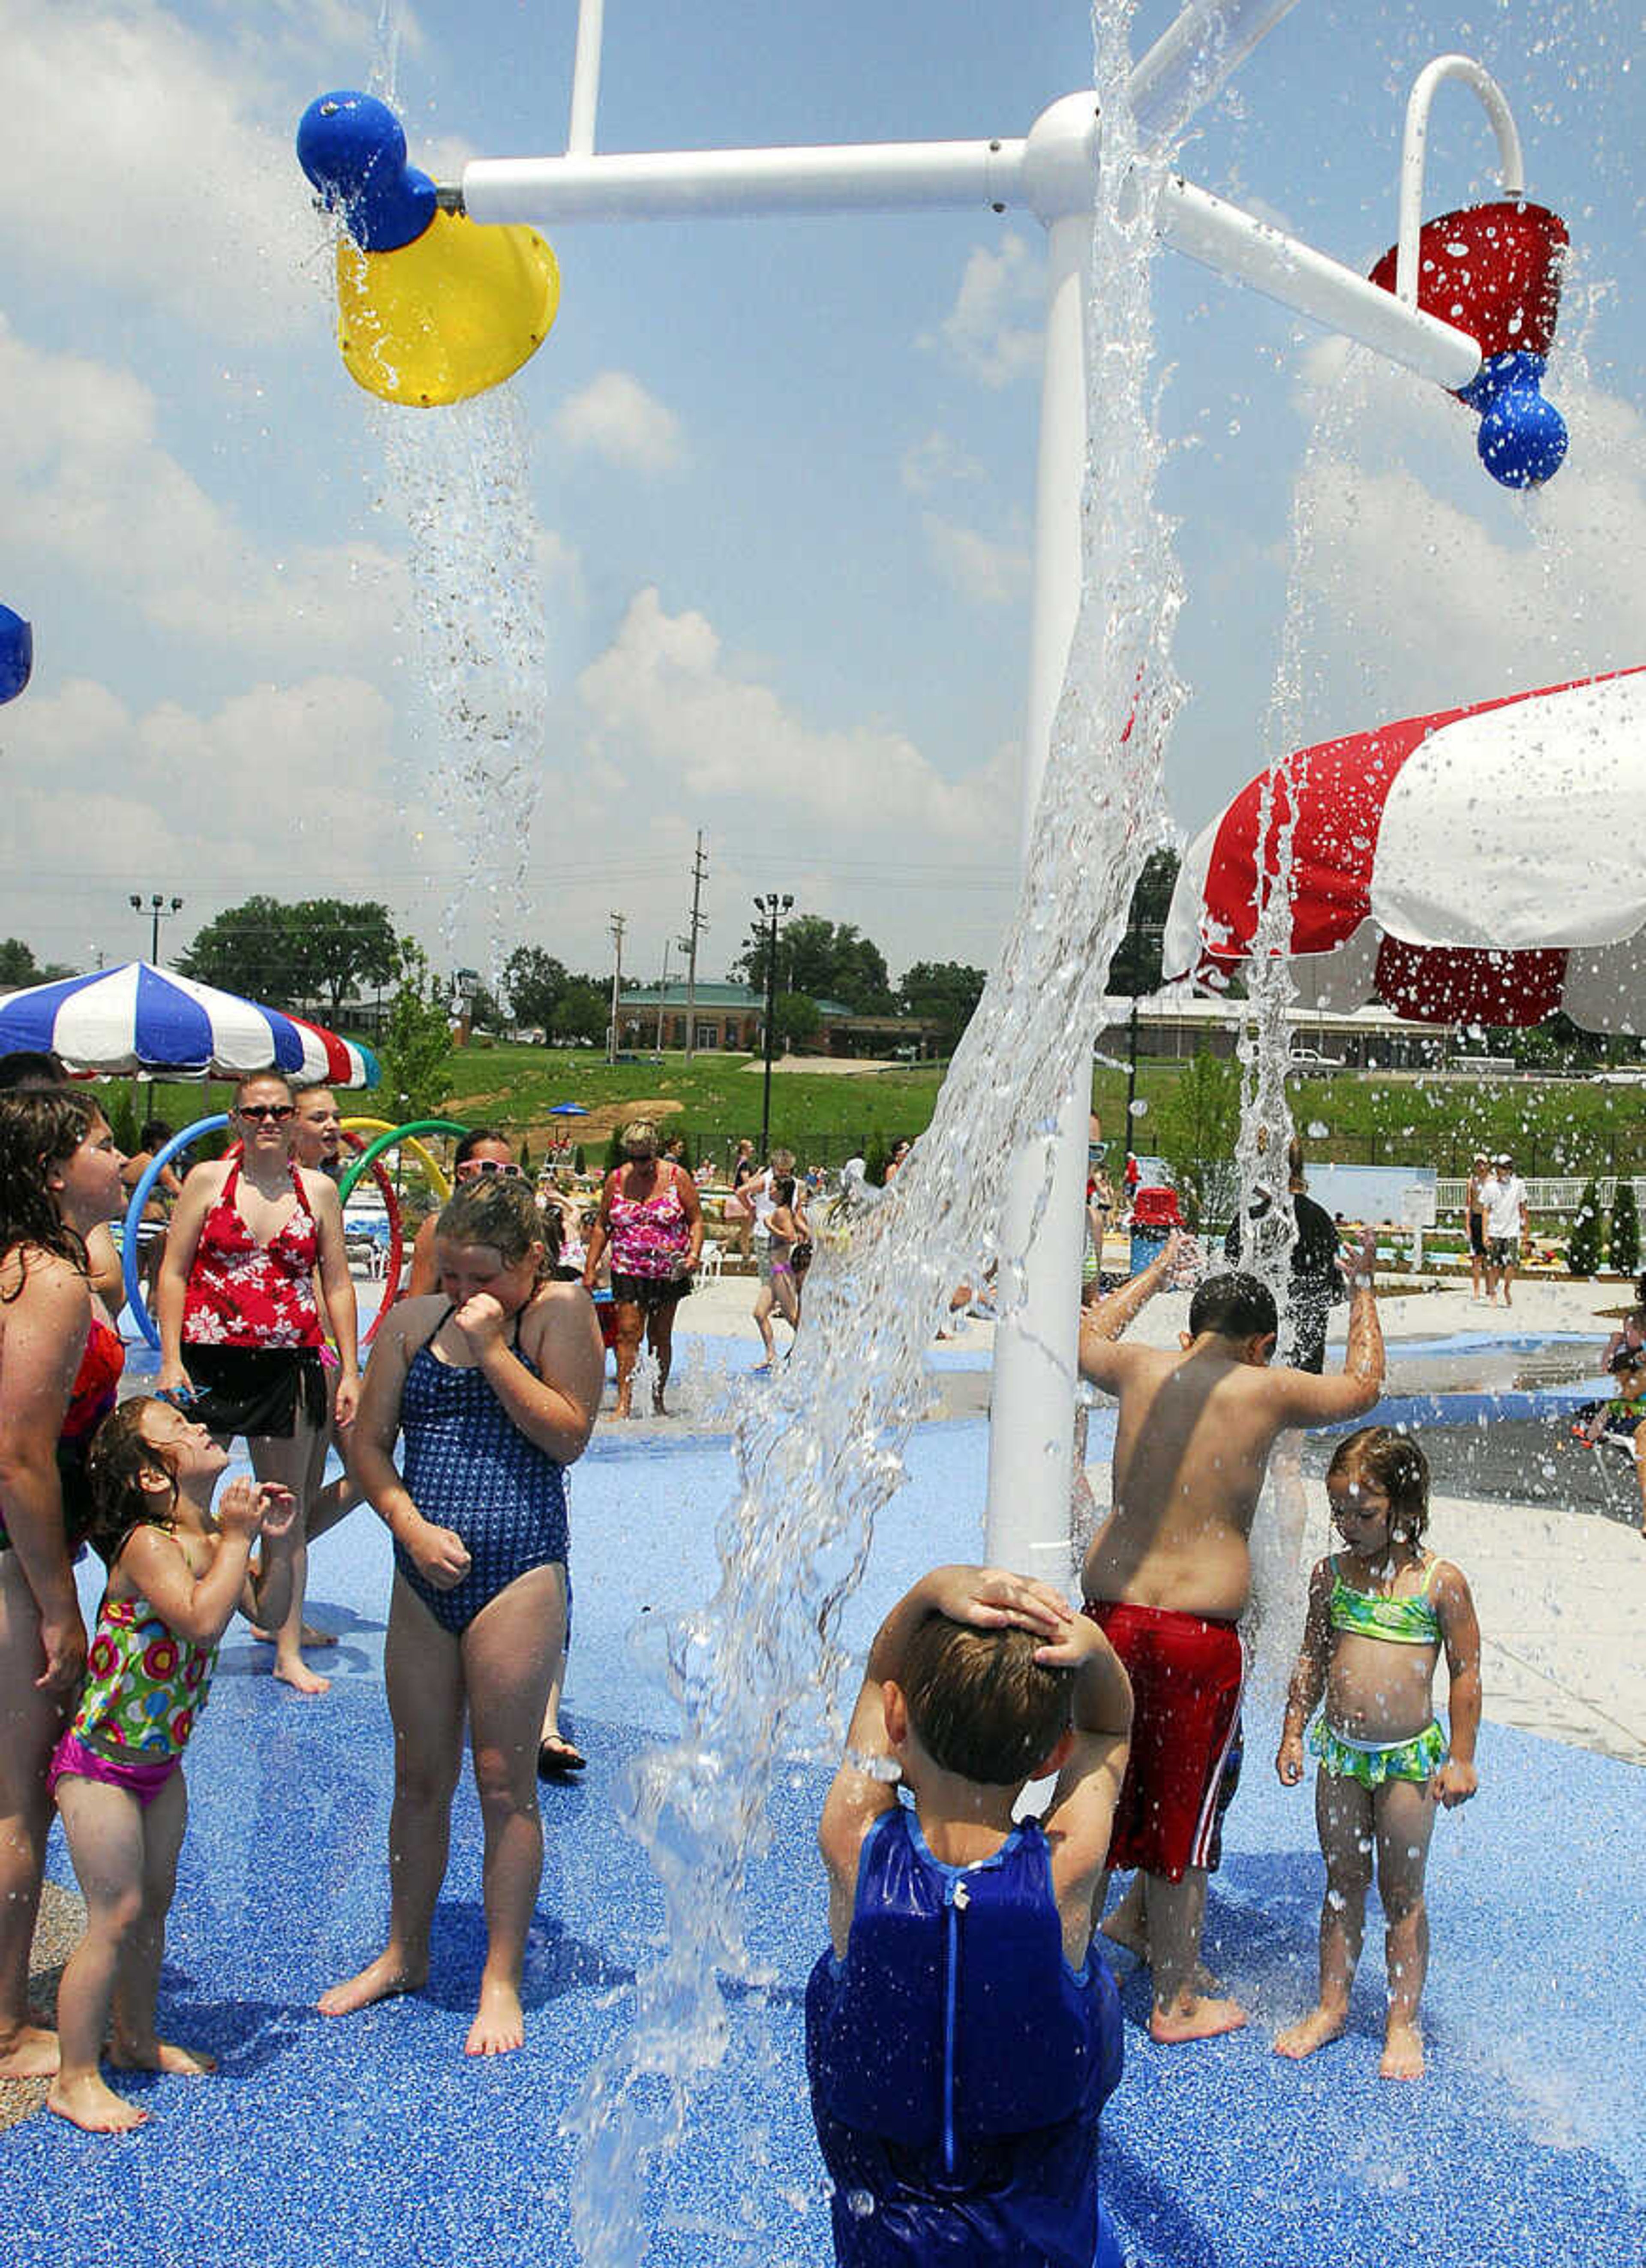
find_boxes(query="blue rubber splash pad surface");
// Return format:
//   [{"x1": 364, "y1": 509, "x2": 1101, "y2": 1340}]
[{"x1": 10, "y1": 1413, "x2": 1642, "y2": 2266}]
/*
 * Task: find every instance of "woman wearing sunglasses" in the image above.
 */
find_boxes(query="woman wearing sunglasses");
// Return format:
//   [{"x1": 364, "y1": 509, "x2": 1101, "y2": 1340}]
[
  {"x1": 155, "y1": 1072, "x2": 358, "y2": 1695},
  {"x1": 406, "y1": 1129, "x2": 521, "y2": 1300}
]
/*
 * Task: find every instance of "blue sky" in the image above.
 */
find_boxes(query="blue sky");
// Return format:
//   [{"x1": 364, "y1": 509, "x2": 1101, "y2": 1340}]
[{"x1": 0, "y1": 1, "x2": 1640, "y2": 996}]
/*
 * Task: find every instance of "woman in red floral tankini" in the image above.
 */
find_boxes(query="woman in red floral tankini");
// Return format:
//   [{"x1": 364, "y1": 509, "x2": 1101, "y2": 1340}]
[{"x1": 156, "y1": 1073, "x2": 358, "y2": 1695}]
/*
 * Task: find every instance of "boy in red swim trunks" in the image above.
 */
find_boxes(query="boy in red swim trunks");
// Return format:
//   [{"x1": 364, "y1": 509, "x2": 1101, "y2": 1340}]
[{"x1": 1078, "y1": 1236, "x2": 1383, "y2": 2042}]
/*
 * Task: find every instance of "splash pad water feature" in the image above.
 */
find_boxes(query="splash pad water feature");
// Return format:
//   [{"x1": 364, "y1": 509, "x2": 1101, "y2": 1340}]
[{"x1": 282, "y1": 4, "x2": 1622, "y2": 2261}]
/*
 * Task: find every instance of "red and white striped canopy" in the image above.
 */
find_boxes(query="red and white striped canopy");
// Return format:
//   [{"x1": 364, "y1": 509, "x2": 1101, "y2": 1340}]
[
  {"x1": 1164, "y1": 667, "x2": 1646, "y2": 1033},
  {"x1": 0, "y1": 963, "x2": 379, "y2": 1084}
]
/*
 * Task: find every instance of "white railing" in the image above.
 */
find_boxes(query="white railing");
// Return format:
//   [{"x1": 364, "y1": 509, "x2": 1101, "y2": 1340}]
[{"x1": 1435, "y1": 1177, "x2": 1646, "y2": 1215}]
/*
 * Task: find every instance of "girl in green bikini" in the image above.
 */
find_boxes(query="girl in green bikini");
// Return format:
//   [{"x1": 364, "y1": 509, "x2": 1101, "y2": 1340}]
[{"x1": 1274, "y1": 1429, "x2": 1481, "y2": 2081}]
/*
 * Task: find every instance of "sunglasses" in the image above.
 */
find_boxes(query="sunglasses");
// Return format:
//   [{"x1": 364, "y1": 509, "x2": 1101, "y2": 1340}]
[
  {"x1": 238, "y1": 1104, "x2": 295, "y2": 1123},
  {"x1": 457, "y1": 1158, "x2": 522, "y2": 1177}
]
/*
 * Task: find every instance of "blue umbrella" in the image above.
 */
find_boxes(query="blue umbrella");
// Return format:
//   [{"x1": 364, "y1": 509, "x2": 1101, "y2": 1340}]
[{"x1": 0, "y1": 961, "x2": 380, "y2": 1084}]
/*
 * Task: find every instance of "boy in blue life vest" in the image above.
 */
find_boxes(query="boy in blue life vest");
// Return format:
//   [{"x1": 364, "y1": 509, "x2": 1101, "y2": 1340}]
[{"x1": 807, "y1": 1565, "x2": 1132, "y2": 2267}]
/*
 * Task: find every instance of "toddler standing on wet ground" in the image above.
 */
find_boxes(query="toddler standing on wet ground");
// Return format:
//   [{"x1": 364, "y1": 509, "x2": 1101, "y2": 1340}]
[
  {"x1": 47, "y1": 1397, "x2": 297, "y2": 2132},
  {"x1": 1274, "y1": 1428, "x2": 1481, "y2": 2080}
]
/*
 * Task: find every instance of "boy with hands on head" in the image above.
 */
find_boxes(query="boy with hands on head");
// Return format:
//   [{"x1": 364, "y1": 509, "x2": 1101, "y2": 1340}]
[{"x1": 808, "y1": 1565, "x2": 1132, "y2": 2268}]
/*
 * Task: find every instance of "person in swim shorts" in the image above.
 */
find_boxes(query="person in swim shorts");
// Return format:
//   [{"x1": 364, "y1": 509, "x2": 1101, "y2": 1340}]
[{"x1": 1077, "y1": 1237, "x2": 1384, "y2": 2042}]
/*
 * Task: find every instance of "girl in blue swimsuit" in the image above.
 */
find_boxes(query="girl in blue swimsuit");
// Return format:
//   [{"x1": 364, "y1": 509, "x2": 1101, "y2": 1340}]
[
  {"x1": 319, "y1": 1176, "x2": 604, "y2": 2058},
  {"x1": 1274, "y1": 1429, "x2": 1482, "y2": 2081}
]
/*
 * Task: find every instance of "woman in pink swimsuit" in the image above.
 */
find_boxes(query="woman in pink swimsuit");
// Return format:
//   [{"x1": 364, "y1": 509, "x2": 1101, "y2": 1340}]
[
  {"x1": 0, "y1": 1086, "x2": 128, "y2": 2079},
  {"x1": 156, "y1": 1072, "x2": 358, "y2": 1696},
  {"x1": 583, "y1": 1119, "x2": 703, "y2": 1418}
]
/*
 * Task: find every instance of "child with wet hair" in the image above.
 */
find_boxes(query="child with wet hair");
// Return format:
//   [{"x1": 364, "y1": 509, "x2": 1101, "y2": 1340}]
[
  {"x1": 1274, "y1": 1428, "x2": 1481, "y2": 2080},
  {"x1": 47, "y1": 1397, "x2": 296, "y2": 2131},
  {"x1": 808, "y1": 1565, "x2": 1132, "y2": 2265}
]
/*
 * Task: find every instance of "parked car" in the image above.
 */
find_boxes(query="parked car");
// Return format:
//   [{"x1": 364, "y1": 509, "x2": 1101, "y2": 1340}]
[{"x1": 1287, "y1": 1046, "x2": 1345, "y2": 1070}]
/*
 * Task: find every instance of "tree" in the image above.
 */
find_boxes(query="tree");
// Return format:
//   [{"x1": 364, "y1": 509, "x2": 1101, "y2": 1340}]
[
  {"x1": 898, "y1": 961, "x2": 986, "y2": 1056},
  {"x1": 371, "y1": 943, "x2": 453, "y2": 1125},
  {"x1": 503, "y1": 946, "x2": 570, "y2": 1032},
  {"x1": 1152, "y1": 1049, "x2": 1241, "y2": 1229},
  {"x1": 180, "y1": 896, "x2": 397, "y2": 1021},
  {"x1": 0, "y1": 937, "x2": 72, "y2": 988},
  {"x1": 550, "y1": 979, "x2": 609, "y2": 1046},
  {"x1": 1105, "y1": 848, "x2": 1180, "y2": 998},
  {"x1": 296, "y1": 897, "x2": 399, "y2": 1021},
  {"x1": 1610, "y1": 1180, "x2": 1640, "y2": 1276},
  {"x1": 1567, "y1": 1178, "x2": 1604, "y2": 1275},
  {"x1": 774, "y1": 991, "x2": 821, "y2": 1051},
  {"x1": 733, "y1": 914, "x2": 894, "y2": 1014}
]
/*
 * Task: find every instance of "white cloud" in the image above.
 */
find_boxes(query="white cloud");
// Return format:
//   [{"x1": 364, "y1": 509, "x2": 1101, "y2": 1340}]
[
  {"x1": 577, "y1": 587, "x2": 1015, "y2": 846},
  {"x1": 0, "y1": 671, "x2": 428, "y2": 966},
  {"x1": 1283, "y1": 355, "x2": 1646, "y2": 727},
  {"x1": 553, "y1": 372, "x2": 688, "y2": 474},
  {"x1": 0, "y1": 319, "x2": 401, "y2": 665},
  {"x1": 900, "y1": 430, "x2": 985, "y2": 496},
  {"x1": 921, "y1": 514, "x2": 1030, "y2": 608},
  {"x1": 0, "y1": 1, "x2": 327, "y2": 349},
  {"x1": 928, "y1": 234, "x2": 1044, "y2": 390}
]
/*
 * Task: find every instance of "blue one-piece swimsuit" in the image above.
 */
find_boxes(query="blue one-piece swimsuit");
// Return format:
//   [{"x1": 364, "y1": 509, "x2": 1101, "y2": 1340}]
[
  {"x1": 393, "y1": 1308, "x2": 571, "y2": 1637},
  {"x1": 807, "y1": 1802, "x2": 1124, "y2": 2268}
]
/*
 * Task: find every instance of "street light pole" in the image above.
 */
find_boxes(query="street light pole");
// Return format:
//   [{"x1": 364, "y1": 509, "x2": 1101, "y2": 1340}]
[
  {"x1": 129, "y1": 891, "x2": 184, "y2": 966},
  {"x1": 752, "y1": 892, "x2": 793, "y2": 1160}
]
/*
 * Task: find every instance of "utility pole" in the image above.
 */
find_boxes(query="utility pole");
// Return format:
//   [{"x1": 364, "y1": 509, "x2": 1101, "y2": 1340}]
[
  {"x1": 682, "y1": 830, "x2": 708, "y2": 1065},
  {"x1": 653, "y1": 936, "x2": 671, "y2": 1059},
  {"x1": 606, "y1": 911, "x2": 625, "y2": 1066}
]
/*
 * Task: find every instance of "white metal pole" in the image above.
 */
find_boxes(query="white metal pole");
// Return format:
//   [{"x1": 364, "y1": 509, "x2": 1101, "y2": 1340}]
[
  {"x1": 566, "y1": 0, "x2": 605, "y2": 159},
  {"x1": 1129, "y1": 0, "x2": 1304, "y2": 150},
  {"x1": 983, "y1": 204, "x2": 1094, "y2": 1580}
]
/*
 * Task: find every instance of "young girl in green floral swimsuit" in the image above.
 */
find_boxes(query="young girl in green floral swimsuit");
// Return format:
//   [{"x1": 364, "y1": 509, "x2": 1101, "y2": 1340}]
[
  {"x1": 1273, "y1": 1428, "x2": 1482, "y2": 2082},
  {"x1": 45, "y1": 1397, "x2": 296, "y2": 2133}
]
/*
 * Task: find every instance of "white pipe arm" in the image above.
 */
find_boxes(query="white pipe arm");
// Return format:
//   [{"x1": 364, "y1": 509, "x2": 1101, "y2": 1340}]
[
  {"x1": 1160, "y1": 174, "x2": 1483, "y2": 388},
  {"x1": 1130, "y1": 0, "x2": 1303, "y2": 150},
  {"x1": 462, "y1": 128, "x2": 1481, "y2": 390},
  {"x1": 1396, "y1": 55, "x2": 1526, "y2": 307},
  {"x1": 463, "y1": 136, "x2": 1027, "y2": 224}
]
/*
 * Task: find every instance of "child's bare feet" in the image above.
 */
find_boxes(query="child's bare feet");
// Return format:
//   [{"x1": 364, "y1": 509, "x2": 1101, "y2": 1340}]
[
  {"x1": 248, "y1": 1622, "x2": 336, "y2": 1648},
  {"x1": 318, "y1": 1949, "x2": 426, "y2": 2017},
  {"x1": 0, "y1": 2021, "x2": 60, "y2": 2078},
  {"x1": 1274, "y1": 2005, "x2": 1348, "y2": 2060},
  {"x1": 464, "y1": 1979, "x2": 525, "y2": 2056},
  {"x1": 1380, "y1": 2018, "x2": 1425, "y2": 2080},
  {"x1": 273, "y1": 1654, "x2": 331, "y2": 1696},
  {"x1": 110, "y1": 2036, "x2": 217, "y2": 2076},
  {"x1": 1149, "y1": 1993, "x2": 1247, "y2": 2044},
  {"x1": 46, "y1": 2072, "x2": 149, "y2": 2133}
]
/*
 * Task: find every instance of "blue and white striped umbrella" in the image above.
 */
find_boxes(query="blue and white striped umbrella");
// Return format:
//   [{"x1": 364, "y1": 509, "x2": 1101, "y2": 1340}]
[{"x1": 0, "y1": 962, "x2": 379, "y2": 1086}]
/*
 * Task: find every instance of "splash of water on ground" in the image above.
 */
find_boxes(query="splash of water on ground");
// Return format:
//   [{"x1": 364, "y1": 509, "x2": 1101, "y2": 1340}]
[{"x1": 563, "y1": 5, "x2": 1187, "y2": 2257}]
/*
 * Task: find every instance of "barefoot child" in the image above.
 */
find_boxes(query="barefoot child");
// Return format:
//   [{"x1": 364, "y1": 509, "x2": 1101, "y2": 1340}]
[
  {"x1": 1274, "y1": 1429, "x2": 1481, "y2": 2081},
  {"x1": 46, "y1": 1397, "x2": 296, "y2": 2132},
  {"x1": 808, "y1": 1565, "x2": 1132, "y2": 2266}
]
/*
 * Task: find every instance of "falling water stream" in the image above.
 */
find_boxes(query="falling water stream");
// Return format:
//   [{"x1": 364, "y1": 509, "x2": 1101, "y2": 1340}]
[
  {"x1": 356, "y1": 2, "x2": 548, "y2": 989},
  {"x1": 562, "y1": 4, "x2": 1188, "y2": 2257}
]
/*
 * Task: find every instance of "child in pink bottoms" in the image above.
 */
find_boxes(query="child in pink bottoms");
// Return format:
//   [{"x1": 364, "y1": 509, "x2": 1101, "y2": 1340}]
[{"x1": 45, "y1": 1396, "x2": 297, "y2": 2135}]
